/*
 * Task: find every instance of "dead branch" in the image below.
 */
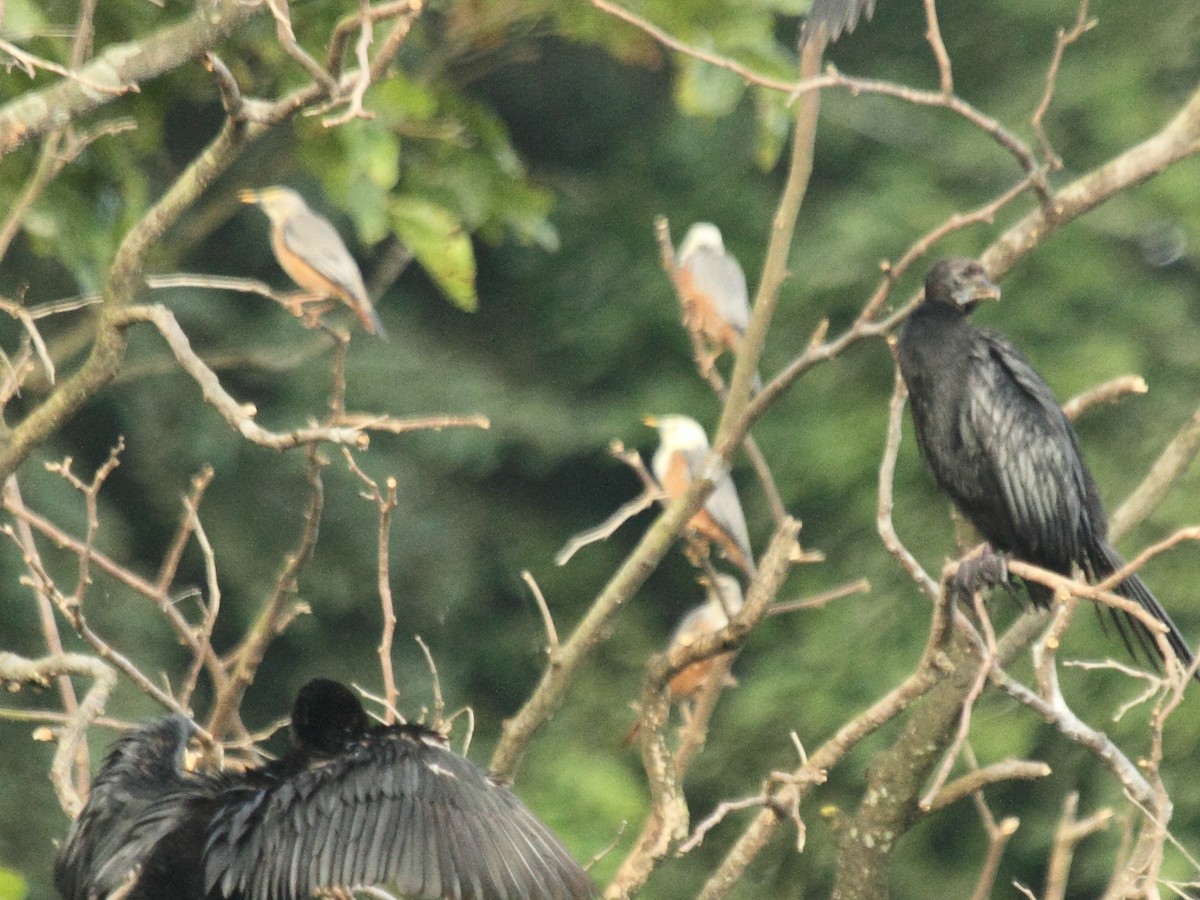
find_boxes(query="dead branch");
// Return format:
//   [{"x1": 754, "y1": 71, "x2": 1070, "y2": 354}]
[
  {"x1": 969, "y1": 786, "x2": 1020, "y2": 900},
  {"x1": 554, "y1": 442, "x2": 663, "y2": 566},
  {"x1": 120, "y1": 304, "x2": 372, "y2": 451},
  {"x1": 877, "y1": 362, "x2": 940, "y2": 598},
  {"x1": 1045, "y1": 792, "x2": 1112, "y2": 900},
  {"x1": 606, "y1": 524, "x2": 801, "y2": 899},
  {"x1": 207, "y1": 447, "x2": 326, "y2": 736},
  {"x1": 0, "y1": 651, "x2": 117, "y2": 817},
  {"x1": 1062, "y1": 374, "x2": 1147, "y2": 421},
  {"x1": 697, "y1": 583, "x2": 958, "y2": 899},
  {"x1": 767, "y1": 577, "x2": 870, "y2": 616},
  {"x1": 1110, "y1": 396, "x2": 1200, "y2": 540},
  {"x1": 1031, "y1": 0, "x2": 1097, "y2": 169},
  {"x1": 927, "y1": 759, "x2": 1053, "y2": 813}
]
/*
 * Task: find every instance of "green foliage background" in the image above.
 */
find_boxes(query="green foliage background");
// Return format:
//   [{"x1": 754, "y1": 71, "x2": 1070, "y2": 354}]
[{"x1": 1, "y1": 0, "x2": 1199, "y2": 897}]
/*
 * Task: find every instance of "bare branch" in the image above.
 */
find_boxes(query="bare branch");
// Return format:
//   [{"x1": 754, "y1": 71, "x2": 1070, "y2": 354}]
[
  {"x1": 0, "y1": 0, "x2": 259, "y2": 157},
  {"x1": 588, "y1": 0, "x2": 796, "y2": 94},
  {"x1": 927, "y1": 759, "x2": 1053, "y2": 813},
  {"x1": 207, "y1": 447, "x2": 326, "y2": 736},
  {"x1": 1062, "y1": 374, "x2": 1147, "y2": 421},
  {"x1": 522, "y1": 571, "x2": 560, "y2": 656},
  {"x1": 1031, "y1": 0, "x2": 1097, "y2": 169},
  {"x1": 767, "y1": 578, "x2": 871, "y2": 616},
  {"x1": 1045, "y1": 792, "x2": 1112, "y2": 900},
  {"x1": 1110, "y1": 396, "x2": 1200, "y2": 540},
  {"x1": 877, "y1": 361, "x2": 939, "y2": 599},
  {"x1": 921, "y1": 0, "x2": 953, "y2": 94},
  {"x1": 120, "y1": 304, "x2": 372, "y2": 451},
  {"x1": 555, "y1": 441, "x2": 663, "y2": 566},
  {"x1": 0, "y1": 651, "x2": 116, "y2": 816}
]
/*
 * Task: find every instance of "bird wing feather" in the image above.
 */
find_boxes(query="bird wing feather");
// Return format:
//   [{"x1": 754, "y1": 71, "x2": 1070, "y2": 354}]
[
  {"x1": 203, "y1": 728, "x2": 596, "y2": 900},
  {"x1": 963, "y1": 332, "x2": 1095, "y2": 570},
  {"x1": 684, "y1": 250, "x2": 751, "y2": 333},
  {"x1": 681, "y1": 446, "x2": 754, "y2": 564},
  {"x1": 54, "y1": 716, "x2": 196, "y2": 900},
  {"x1": 280, "y1": 212, "x2": 370, "y2": 304}
]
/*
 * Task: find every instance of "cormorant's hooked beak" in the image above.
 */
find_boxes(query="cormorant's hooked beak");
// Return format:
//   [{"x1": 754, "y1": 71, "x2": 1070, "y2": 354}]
[
  {"x1": 642, "y1": 415, "x2": 660, "y2": 429},
  {"x1": 956, "y1": 277, "x2": 1001, "y2": 306},
  {"x1": 237, "y1": 189, "x2": 261, "y2": 205}
]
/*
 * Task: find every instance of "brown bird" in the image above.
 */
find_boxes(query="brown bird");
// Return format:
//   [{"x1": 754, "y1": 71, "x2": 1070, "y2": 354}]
[
  {"x1": 645, "y1": 414, "x2": 756, "y2": 577},
  {"x1": 675, "y1": 223, "x2": 762, "y2": 391},
  {"x1": 622, "y1": 574, "x2": 745, "y2": 747},
  {"x1": 240, "y1": 186, "x2": 386, "y2": 337}
]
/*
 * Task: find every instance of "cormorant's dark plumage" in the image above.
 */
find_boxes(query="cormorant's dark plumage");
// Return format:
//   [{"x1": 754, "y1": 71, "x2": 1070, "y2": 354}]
[
  {"x1": 55, "y1": 679, "x2": 597, "y2": 900},
  {"x1": 897, "y1": 257, "x2": 1193, "y2": 672},
  {"x1": 800, "y1": 0, "x2": 877, "y2": 46}
]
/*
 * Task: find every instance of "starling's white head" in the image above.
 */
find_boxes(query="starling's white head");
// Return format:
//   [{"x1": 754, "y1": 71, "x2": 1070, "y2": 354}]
[
  {"x1": 644, "y1": 414, "x2": 711, "y2": 454},
  {"x1": 239, "y1": 186, "x2": 311, "y2": 226},
  {"x1": 677, "y1": 222, "x2": 725, "y2": 264}
]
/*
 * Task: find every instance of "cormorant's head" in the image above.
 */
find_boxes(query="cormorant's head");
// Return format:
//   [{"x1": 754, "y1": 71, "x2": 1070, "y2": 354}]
[
  {"x1": 924, "y1": 258, "x2": 1001, "y2": 313},
  {"x1": 291, "y1": 679, "x2": 371, "y2": 755}
]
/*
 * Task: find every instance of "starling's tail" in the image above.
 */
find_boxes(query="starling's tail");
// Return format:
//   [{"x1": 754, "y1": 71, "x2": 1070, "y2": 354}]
[
  {"x1": 1092, "y1": 540, "x2": 1195, "y2": 679},
  {"x1": 362, "y1": 304, "x2": 388, "y2": 340}
]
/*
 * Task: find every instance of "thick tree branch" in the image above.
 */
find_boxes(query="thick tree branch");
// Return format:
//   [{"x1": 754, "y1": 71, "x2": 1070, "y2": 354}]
[{"x1": 0, "y1": 0, "x2": 259, "y2": 157}]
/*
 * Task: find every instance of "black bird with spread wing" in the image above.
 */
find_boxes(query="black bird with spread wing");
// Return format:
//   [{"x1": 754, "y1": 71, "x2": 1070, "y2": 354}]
[
  {"x1": 897, "y1": 257, "x2": 1193, "y2": 672},
  {"x1": 55, "y1": 679, "x2": 597, "y2": 900}
]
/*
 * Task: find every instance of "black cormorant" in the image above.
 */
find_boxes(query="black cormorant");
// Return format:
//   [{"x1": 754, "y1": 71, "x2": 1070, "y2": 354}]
[
  {"x1": 897, "y1": 257, "x2": 1193, "y2": 672},
  {"x1": 801, "y1": 0, "x2": 877, "y2": 46},
  {"x1": 55, "y1": 679, "x2": 597, "y2": 899}
]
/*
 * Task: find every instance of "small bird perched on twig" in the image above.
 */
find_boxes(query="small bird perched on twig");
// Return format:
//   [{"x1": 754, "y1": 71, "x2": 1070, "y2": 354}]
[
  {"x1": 675, "y1": 223, "x2": 762, "y2": 392},
  {"x1": 622, "y1": 573, "x2": 745, "y2": 747},
  {"x1": 240, "y1": 186, "x2": 386, "y2": 338},
  {"x1": 645, "y1": 414, "x2": 756, "y2": 578},
  {"x1": 897, "y1": 256, "x2": 1194, "y2": 676}
]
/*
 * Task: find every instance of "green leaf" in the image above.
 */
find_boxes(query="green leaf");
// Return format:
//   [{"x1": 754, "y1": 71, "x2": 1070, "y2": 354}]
[
  {"x1": 390, "y1": 197, "x2": 478, "y2": 311},
  {"x1": 0, "y1": 867, "x2": 27, "y2": 900},
  {"x1": 674, "y1": 55, "x2": 745, "y2": 118}
]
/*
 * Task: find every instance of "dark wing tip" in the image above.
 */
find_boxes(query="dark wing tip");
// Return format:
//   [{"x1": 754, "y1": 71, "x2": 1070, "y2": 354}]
[{"x1": 800, "y1": 0, "x2": 877, "y2": 47}]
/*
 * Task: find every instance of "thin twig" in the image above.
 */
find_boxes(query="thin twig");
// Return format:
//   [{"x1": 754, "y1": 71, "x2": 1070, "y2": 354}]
[
  {"x1": 522, "y1": 571, "x2": 560, "y2": 656},
  {"x1": 921, "y1": 0, "x2": 953, "y2": 94},
  {"x1": 927, "y1": 759, "x2": 1052, "y2": 812},
  {"x1": 767, "y1": 577, "x2": 870, "y2": 616},
  {"x1": 0, "y1": 651, "x2": 117, "y2": 817},
  {"x1": 120, "y1": 304, "x2": 372, "y2": 451},
  {"x1": 1062, "y1": 374, "x2": 1146, "y2": 421},
  {"x1": 1031, "y1": 0, "x2": 1096, "y2": 169},
  {"x1": 876, "y1": 362, "x2": 939, "y2": 599},
  {"x1": 555, "y1": 442, "x2": 664, "y2": 566}
]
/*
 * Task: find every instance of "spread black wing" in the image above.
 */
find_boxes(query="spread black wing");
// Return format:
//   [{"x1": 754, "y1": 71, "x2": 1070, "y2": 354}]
[
  {"x1": 204, "y1": 725, "x2": 597, "y2": 900},
  {"x1": 54, "y1": 717, "x2": 198, "y2": 900}
]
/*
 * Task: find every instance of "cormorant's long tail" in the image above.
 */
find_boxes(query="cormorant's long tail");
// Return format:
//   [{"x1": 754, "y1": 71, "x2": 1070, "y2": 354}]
[{"x1": 1092, "y1": 540, "x2": 1195, "y2": 680}]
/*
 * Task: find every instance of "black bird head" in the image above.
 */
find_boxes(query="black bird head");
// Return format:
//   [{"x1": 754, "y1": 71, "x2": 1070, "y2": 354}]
[
  {"x1": 291, "y1": 678, "x2": 371, "y2": 755},
  {"x1": 924, "y1": 257, "x2": 1001, "y2": 313}
]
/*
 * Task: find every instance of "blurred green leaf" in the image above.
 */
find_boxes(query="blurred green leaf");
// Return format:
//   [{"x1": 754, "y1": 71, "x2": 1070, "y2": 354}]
[
  {"x1": 0, "y1": 868, "x2": 27, "y2": 900},
  {"x1": 390, "y1": 196, "x2": 478, "y2": 311}
]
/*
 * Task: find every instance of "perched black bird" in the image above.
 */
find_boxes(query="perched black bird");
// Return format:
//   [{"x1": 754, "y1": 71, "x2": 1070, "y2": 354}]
[
  {"x1": 800, "y1": 0, "x2": 877, "y2": 46},
  {"x1": 897, "y1": 257, "x2": 1194, "y2": 672},
  {"x1": 55, "y1": 679, "x2": 597, "y2": 900}
]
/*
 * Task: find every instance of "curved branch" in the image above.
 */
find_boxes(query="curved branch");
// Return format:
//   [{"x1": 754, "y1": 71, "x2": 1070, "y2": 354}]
[{"x1": 0, "y1": 0, "x2": 259, "y2": 157}]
